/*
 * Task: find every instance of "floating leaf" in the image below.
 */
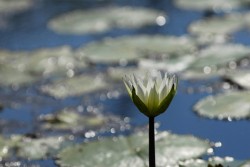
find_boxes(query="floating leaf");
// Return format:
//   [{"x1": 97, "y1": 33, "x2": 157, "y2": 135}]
[
  {"x1": 0, "y1": 135, "x2": 22, "y2": 160},
  {"x1": 56, "y1": 131, "x2": 211, "y2": 167},
  {"x1": 108, "y1": 67, "x2": 147, "y2": 82},
  {"x1": 48, "y1": 7, "x2": 165, "y2": 35},
  {"x1": 224, "y1": 70, "x2": 250, "y2": 89},
  {"x1": 0, "y1": 46, "x2": 88, "y2": 87},
  {"x1": 181, "y1": 157, "x2": 244, "y2": 167},
  {"x1": 0, "y1": 65, "x2": 38, "y2": 86},
  {"x1": 0, "y1": 136, "x2": 11, "y2": 159},
  {"x1": 138, "y1": 55, "x2": 195, "y2": 73},
  {"x1": 241, "y1": 160, "x2": 250, "y2": 167},
  {"x1": 0, "y1": 0, "x2": 33, "y2": 14},
  {"x1": 174, "y1": 0, "x2": 249, "y2": 11},
  {"x1": 26, "y1": 46, "x2": 87, "y2": 77},
  {"x1": 40, "y1": 108, "x2": 109, "y2": 131},
  {"x1": 194, "y1": 91, "x2": 250, "y2": 120},
  {"x1": 183, "y1": 44, "x2": 250, "y2": 79},
  {"x1": 16, "y1": 136, "x2": 72, "y2": 160},
  {"x1": 76, "y1": 35, "x2": 197, "y2": 64},
  {"x1": 180, "y1": 69, "x2": 224, "y2": 80},
  {"x1": 40, "y1": 74, "x2": 109, "y2": 98},
  {"x1": 189, "y1": 14, "x2": 244, "y2": 36},
  {"x1": 0, "y1": 46, "x2": 87, "y2": 78}
]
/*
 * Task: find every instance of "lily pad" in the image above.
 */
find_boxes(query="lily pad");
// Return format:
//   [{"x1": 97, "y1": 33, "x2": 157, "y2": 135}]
[
  {"x1": 76, "y1": 35, "x2": 197, "y2": 64},
  {"x1": 181, "y1": 157, "x2": 244, "y2": 167},
  {"x1": 27, "y1": 46, "x2": 87, "y2": 77},
  {"x1": 17, "y1": 136, "x2": 73, "y2": 160},
  {"x1": 189, "y1": 14, "x2": 244, "y2": 36},
  {"x1": 138, "y1": 55, "x2": 196, "y2": 73},
  {"x1": 224, "y1": 70, "x2": 250, "y2": 89},
  {"x1": 0, "y1": 135, "x2": 22, "y2": 160},
  {"x1": 56, "y1": 131, "x2": 211, "y2": 167},
  {"x1": 241, "y1": 160, "x2": 250, "y2": 167},
  {"x1": 194, "y1": 91, "x2": 250, "y2": 120},
  {"x1": 0, "y1": 46, "x2": 87, "y2": 78},
  {"x1": 40, "y1": 108, "x2": 109, "y2": 131},
  {"x1": 40, "y1": 74, "x2": 109, "y2": 98},
  {"x1": 186, "y1": 44, "x2": 250, "y2": 75},
  {"x1": 0, "y1": 136, "x2": 11, "y2": 159},
  {"x1": 108, "y1": 67, "x2": 150, "y2": 82},
  {"x1": 0, "y1": 0, "x2": 33, "y2": 14},
  {"x1": 181, "y1": 44, "x2": 250, "y2": 79},
  {"x1": 48, "y1": 6, "x2": 166, "y2": 35},
  {"x1": 180, "y1": 69, "x2": 224, "y2": 80},
  {"x1": 0, "y1": 46, "x2": 88, "y2": 87},
  {"x1": 174, "y1": 0, "x2": 250, "y2": 11},
  {"x1": 0, "y1": 65, "x2": 38, "y2": 87}
]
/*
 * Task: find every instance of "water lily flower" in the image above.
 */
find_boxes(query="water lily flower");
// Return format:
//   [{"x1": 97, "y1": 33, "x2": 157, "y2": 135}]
[{"x1": 123, "y1": 71, "x2": 177, "y2": 117}]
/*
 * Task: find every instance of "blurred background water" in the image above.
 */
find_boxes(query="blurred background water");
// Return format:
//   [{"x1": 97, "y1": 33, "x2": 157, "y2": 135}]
[{"x1": 0, "y1": 0, "x2": 250, "y2": 166}]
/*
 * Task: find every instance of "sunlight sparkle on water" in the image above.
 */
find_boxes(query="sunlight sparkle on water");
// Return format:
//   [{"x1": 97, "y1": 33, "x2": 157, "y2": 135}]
[{"x1": 156, "y1": 16, "x2": 166, "y2": 26}]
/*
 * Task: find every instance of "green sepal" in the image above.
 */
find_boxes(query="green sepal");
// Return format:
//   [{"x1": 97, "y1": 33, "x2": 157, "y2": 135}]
[
  {"x1": 131, "y1": 86, "x2": 150, "y2": 117},
  {"x1": 155, "y1": 84, "x2": 177, "y2": 117}
]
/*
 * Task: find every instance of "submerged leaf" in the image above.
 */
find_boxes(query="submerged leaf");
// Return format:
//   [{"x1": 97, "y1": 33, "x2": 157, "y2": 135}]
[{"x1": 56, "y1": 132, "x2": 211, "y2": 167}]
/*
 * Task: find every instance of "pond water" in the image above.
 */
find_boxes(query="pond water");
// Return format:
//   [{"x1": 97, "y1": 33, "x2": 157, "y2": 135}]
[{"x1": 0, "y1": 0, "x2": 250, "y2": 166}]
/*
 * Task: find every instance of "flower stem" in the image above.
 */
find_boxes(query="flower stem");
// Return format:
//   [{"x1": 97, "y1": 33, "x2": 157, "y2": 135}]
[{"x1": 149, "y1": 116, "x2": 155, "y2": 167}]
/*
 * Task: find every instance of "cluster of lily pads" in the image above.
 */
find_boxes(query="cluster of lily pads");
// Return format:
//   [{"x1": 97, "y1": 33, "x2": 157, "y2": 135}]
[{"x1": 1, "y1": 0, "x2": 250, "y2": 166}]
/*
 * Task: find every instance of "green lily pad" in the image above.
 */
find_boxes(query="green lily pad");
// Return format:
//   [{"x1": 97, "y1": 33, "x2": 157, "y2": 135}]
[
  {"x1": 180, "y1": 69, "x2": 224, "y2": 80},
  {"x1": 224, "y1": 70, "x2": 250, "y2": 89},
  {"x1": 0, "y1": 46, "x2": 88, "y2": 87},
  {"x1": 26, "y1": 46, "x2": 87, "y2": 77},
  {"x1": 40, "y1": 108, "x2": 109, "y2": 131},
  {"x1": 181, "y1": 157, "x2": 244, "y2": 167},
  {"x1": 183, "y1": 44, "x2": 250, "y2": 79},
  {"x1": 0, "y1": 0, "x2": 33, "y2": 13},
  {"x1": 108, "y1": 67, "x2": 149, "y2": 82},
  {"x1": 48, "y1": 6, "x2": 165, "y2": 35},
  {"x1": 17, "y1": 136, "x2": 73, "y2": 160},
  {"x1": 174, "y1": 0, "x2": 249, "y2": 11},
  {"x1": 0, "y1": 136, "x2": 11, "y2": 159},
  {"x1": 189, "y1": 14, "x2": 244, "y2": 36},
  {"x1": 138, "y1": 55, "x2": 196, "y2": 73},
  {"x1": 0, "y1": 135, "x2": 22, "y2": 160},
  {"x1": 0, "y1": 65, "x2": 38, "y2": 87},
  {"x1": 40, "y1": 74, "x2": 109, "y2": 98},
  {"x1": 240, "y1": 160, "x2": 250, "y2": 167},
  {"x1": 181, "y1": 44, "x2": 250, "y2": 79},
  {"x1": 56, "y1": 131, "x2": 211, "y2": 167},
  {"x1": 0, "y1": 46, "x2": 87, "y2": 78},
  {"x1": 194, "y1": 91, "x2": 250, "y2": 120},
  {"x1": 76, "y1": 35, "x2": 197, "y2": 64}
]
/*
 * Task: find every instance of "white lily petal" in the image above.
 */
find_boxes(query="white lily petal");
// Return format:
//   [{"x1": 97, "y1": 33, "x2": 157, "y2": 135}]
[
  {"x1": 155, "y1": 71, "x2": 163, "y2": 91},
  {"x1": 147, "y1": 84, "x2": 159, "y2": 114},
  {"x1": 135, "y1": 77, "x2": 147, "y2": 104},
  {"x1": 123, "y1": 77, "x2": 132, "y2": 97}
]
